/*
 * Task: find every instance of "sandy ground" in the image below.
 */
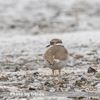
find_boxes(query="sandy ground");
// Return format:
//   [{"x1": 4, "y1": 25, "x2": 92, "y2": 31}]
[{"x1": 0, "y1": 31, "x2": 100, "y2": 100}]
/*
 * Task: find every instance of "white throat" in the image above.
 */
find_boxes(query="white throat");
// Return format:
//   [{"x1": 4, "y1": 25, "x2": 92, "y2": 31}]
[{"x1": 55, "y1": 43, "x2": 63, "y2": 46}]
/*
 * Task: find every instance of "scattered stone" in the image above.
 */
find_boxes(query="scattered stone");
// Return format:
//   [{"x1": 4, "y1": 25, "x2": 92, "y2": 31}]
[
  {"x1": 44, "y1": 81, "x2": 50, "y2": 85},
  {"x1": 78, "y1": 75, "x2": 82, "y2": 77},
  {"x1": 74, "y1": 54, "x2": 83, "y2": 59},
  {"x1": 90, "y1": 97, "x2": 99, "y2": 100},
  {"x1": 81, "y1": 77, "x2": 87, "y2": 81},
  {"x1": 33, "y1": 72, "x2": 39, "y2": 75},
  {"x1": 82, "y1": 90, "x2": 86, "y2": 92},
  {"x1": 28, "y1": 83, "x2": 38, "y2": 91},
  {"x1": 87, "y1": 67, "x2": 97, "y2": 73},
  {"x1": 62, "y1": 78, "x2": 68, "y2": 81},
  {"x1": 87, "y1": 53, "x2": 94, "y2": 55},
  {"x1": 19, "y1": 85, "x2": 27, "y2": 88},
  {"x1": 61, "y1": 81, "x2": 69, "y2": 84},
  {"x1": 75, "y1": 80, "x2": 85, "y2": 87},
  {"x1": 15, "y1": 66, "x2": 20, "y2": 72},
  {"x1": 91, "y1": 82, "x2": 99, "y2": 87},
  {"x1": 77, "y1": 96, "x2": 86, "y2": 99},
  {"x1": 29, "y1": 87, "x2": 36, "y2": 91}
]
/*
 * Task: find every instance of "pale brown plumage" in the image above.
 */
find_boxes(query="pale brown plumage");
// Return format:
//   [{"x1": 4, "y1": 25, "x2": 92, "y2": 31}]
[{"x1": 44, "y1": 45, "x2": 68, "y2": 65}]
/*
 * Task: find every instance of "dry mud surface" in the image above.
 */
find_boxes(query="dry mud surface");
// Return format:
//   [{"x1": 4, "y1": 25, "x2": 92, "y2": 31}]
[{"x1": 0, "y1": 31, "x2": 100, "y2": 100}]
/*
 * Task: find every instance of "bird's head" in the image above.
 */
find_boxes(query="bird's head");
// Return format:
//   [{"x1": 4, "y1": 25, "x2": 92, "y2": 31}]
[{"x1": 46, "y1": 38, "x2": 63, "y2": 48}]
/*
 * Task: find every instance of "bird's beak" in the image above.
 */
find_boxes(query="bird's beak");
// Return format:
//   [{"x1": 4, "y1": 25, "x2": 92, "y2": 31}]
[{"x1": 46, "y1": 44, "x2": 50, "y2": 48}]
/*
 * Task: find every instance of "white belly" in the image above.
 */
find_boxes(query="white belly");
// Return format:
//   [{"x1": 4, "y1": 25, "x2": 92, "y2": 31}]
[{"x1": 44, "y1": 59, "x2": 68, "y2": 70}]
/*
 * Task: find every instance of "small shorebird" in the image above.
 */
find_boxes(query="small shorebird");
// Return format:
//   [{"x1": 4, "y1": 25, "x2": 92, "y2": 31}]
[{"x1": 44, "y1": 38, "x2": 68, "y2": 84}]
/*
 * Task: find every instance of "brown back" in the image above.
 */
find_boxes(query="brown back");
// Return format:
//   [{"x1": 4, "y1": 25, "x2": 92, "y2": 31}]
[{"x1": 44, "y1": 45, "x2": 68, "y2": 65}]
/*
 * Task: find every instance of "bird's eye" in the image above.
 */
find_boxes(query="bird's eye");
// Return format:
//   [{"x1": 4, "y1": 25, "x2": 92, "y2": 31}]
[{"x1": 50, "y1": 42, "x2": 54, "y2": 45}]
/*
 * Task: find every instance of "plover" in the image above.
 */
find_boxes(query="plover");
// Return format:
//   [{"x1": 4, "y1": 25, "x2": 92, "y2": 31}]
[{"x1": 44, "y1": 38, "x2": 69, "y2": 84}]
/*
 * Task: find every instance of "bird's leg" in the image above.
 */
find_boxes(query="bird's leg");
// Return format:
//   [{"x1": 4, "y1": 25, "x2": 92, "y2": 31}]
[
  {"x1": 52, "y1": 70, "x2": 56, "y2": 84},
  {"x1": 57, "y1": 70, "x2": 61, "y2": 84}
]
